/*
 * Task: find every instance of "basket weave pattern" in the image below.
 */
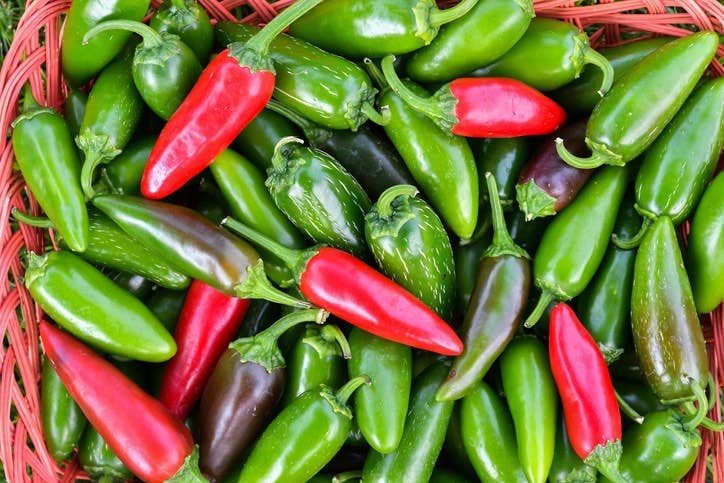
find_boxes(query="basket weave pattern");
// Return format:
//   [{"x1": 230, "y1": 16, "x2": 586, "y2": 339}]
[{"x1": 0, "y1": 0, "x2": 722, "y2": 481}]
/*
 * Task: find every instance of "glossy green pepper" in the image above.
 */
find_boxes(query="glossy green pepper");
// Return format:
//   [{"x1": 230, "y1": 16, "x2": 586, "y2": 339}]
[
  {"x1": 60, "y1": 0, "x2": 150, "y2": 85},
  {"x1": 460, "y1": 381, "x2": 527, "y2": 483},
  {"x1": 150, "y1": 0, "x2": 213, "y2": 62},
  {"x1": 631, "y1": 215, "x2": 709, "y2": 403},
  {"x1": 453, "y1": 233, "x2": 490, "y2": 317},
  {"x1": 78, "y1": 425, "x2": 134, "y2": 483},
  {"x1": 688, "y1": 171, "x2": 724, "y2": 313},
  {"x1": 548, "y1": 416, "x2": 596, "y2": 483},
  {"x1": 507, "y1": 209, "x2": 549, "y2": 257},
  {"x1": 524, "y1": 166, "x2": 628, "y2": 327},
  {"x1": 365, "y1": 185, "x2": 455, "y2": 320},
  {"x1": 64, "y1": 88, "x2": 88, "y2": 137},
  {"x1": 556, "y1": 32, "x2": 719, "y2": 169},
  {"x1": 473, "y1": 137, "x2": 532, "y2": 211},
  {"x1": 215, "y1": 22, "x2": 387, "y2": 131},
  {"x1": 266, "y1": 137, "x2": 371, "y2": 259},
  {"x1": 84, "y1": 20, "x2": 202, "y2": 121},
  {"x1": 237, "y1": 376, "x2": 370, "y2": 482},
  {"x1": 98, "y1": 136, "x2": 154, "y2": 196},
  {"x1": 145, "y1": 287, "x2": 187, "y2": 332},
  {"x1": 500, "y1": 337, "x2": 559, "y2": 483},
  {"x1": 613, "y1": 380, "x2": 668, "y2": 418},
  {"x1": 233, "y1": 108, "x2": 301, "y2": 170},
  {"x1": 363, "y1": 363, "x2": 454, "y2": 483},
  {"x1": 41, "y1": 356, "x2": 87, "y2": 462},
  {"x1": 26, "y1": 251, "x2": 176, "y2": 362},
  {"x1": 348, "y1": 327, "x2": 412, "y2": 454},
  {"x1": 77, "y1": 55, "x2": 144, "y2": 199},
  {"x1": 11, "y1": 86, "x2": 88, "y2": 252},
  {"x1": 442, "y1": 404, "x2": 477, "y2": 479},
  {"x1": 405, "y1": 0, "x2": 533, "y2": 83}
]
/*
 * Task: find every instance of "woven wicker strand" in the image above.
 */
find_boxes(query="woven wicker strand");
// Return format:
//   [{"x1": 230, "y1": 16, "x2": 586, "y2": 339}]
[{"x1": 0, "y1": 0, "x2": 722, "y2": 481}]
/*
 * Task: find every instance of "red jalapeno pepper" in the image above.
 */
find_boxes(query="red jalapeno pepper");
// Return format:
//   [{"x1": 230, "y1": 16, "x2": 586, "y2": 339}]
[
  {"x1": 380, "y1": 55, "x2": 566, "y2": 138},
  {"x1": 140, "y1": 0, "x2": 323, "y2": 199}
]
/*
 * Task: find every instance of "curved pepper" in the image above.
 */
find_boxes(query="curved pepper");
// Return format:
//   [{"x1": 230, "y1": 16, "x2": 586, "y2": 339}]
[
  {"x1": 150, "y1": 0, "x2": 213, "y2": 62},
  {"x1": 556, "y1": 32, "x2": 719, "y2": 169}
]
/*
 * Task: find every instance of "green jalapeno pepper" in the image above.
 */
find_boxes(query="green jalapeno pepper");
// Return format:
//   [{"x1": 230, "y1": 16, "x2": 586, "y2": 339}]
[
  {"x1": 145, "y1": 287, "x2": 187, "y2": 332},
  {"x1": 500, "y1": 336, "x2": 559, "y2": 483},
  {"x1": 548, "y1": 415, "x2": 597, "y2": 483},
  {"x1": 266, "y1": 137, "x2": 371, "y2": 259},
  {"x1": 233, "y1": 108, "x2": 301, "y2": 170},
  {"x1": 688, "y1": 171, "x2": 724, "y2": 313},
  {"x1": 215, "y1": 22, "x2": 387, "y2": 131},
  {"x1": 524, "y1": 166, "x2": 628, "y2": 327},
  {"x1": 442, "y1": 404, "x2": 478, "y2": 479},
  {"x1": 473, "y1": 137, "x2": 532, "y2": 211},
  {"x1": 41, "y1": 356, "x2": 87, "y2": 462},
  {"x1": 470, "y1": 18, "x2": 614, "y2": 94},
  {"x1": 11, "y1": 87, "x2": 88, "y2": 252},
  {"x1": 60, "y1": 0, "x2": 150, "y2": 86},
  {"x1": 26, "y1": 251, "x2": 176, "y2": 362},
  {"x1": 98, "y1": 136, "x2": 154, "y2": 196},
  {"x1": 507, "y1": 209, "x2": 549, "y2": 257},
  {"x1": 348, "y1": 327, "x2": 412, "y2": 454},
  {"x1": 556, "y1": 32, "x2": 719, "y2": 169},
  {"x1": 437, "y1": 173, "x2": 530, "y2": 401},
  {"x1": 150, "y1": 0, "x2": 213, "y2": 62},
  {"x1": 365, "y1": 185, "x2": 455, "y2": 320},
  {"x1": 405, "y1": 0, "x2": 533, "y2": 83},
  {"x1": 453, "y1": 233, "x2": 490, "y2": 318},
  {"x1": 237, "y1": 376, "x2": 370, "y2": 482},
  {"x1": 77, "y1": 55, "x2": 144, "y2": 199},
  {"x1": 631, "y1": 215, "x2": 709, "y2": 403},
  {"x1": 613, "y1": 380, "x2": 668, "y2": 419},
  {"x1": 460, "y1": 381, "x2": 527, "y2": 483},
  {"x1": 363, "y1": 362, "x2": 454, "y2": 483},
  {"x1": 65, "y1": 88, "x2": 88, "y2": 137}
]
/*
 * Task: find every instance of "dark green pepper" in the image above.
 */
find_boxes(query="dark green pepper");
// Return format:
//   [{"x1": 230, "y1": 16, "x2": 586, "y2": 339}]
[
  {"x1": 548, "y1": 416, "x2": 596, "y2": 483},
  {"x1": 236, "y1": 299, "x2": 282, "y2": 338},
  {"x1": 11, "y1": 86, "x2": 88, "y2": 251},
  {"x1": 429, "y1": 468, "x2": 472, "y2": 483},
  {"x1": 613, "y1": 380, "x2": 668, "y2": 419},
  {"x1": 99, "y1": 136, "x2": 154, "y2": 196},
  {"x1": 215, "y1": 22, "x2": 387, "y2": 131},
  {"x1": 237, "y1": 376, "x2": 370, "y2": 482},
  {"x1": 109, "y1": 271, "x2": 154, "y2": 300},
  {"x1": 437, "y1": 173, "x2": 530, "y2": 401},
  {"x1": 150, "y1": 0, "x2": 213, "y2": 62},
  {"x1": 41, "y1": 356, "x2": 87, "y2": 462},
  {"x1": 442, "y1": 404, "x2": 478, "y2": 479},
  {"x1": 524, "y1": 166, "x2": 628, "y2": 327},
  {"x1": 363, "y1": 363, "x2": 454, "y2": 483},
  {"x1": 469, "y1": 18, "x2": 614, "y2": 94},
  {"x1": 64, "y1": 88, "x2": 88, "y2": 137},
  {"x1": 60, "y1": 0, "x2": 150, "y2": 85},
  {"x1": 76, "y1": 55, "x2": 144, "y2": 199},
  {"x1": 631, "y1": 215, "x2": 709, "y2": 403},
  {"x1": 266, "y1": 137, "x2": 371, "y2": 259},
  {"x1": 348, "y1": 327, "x2": 412, "y2": 454},
  {"x1": 233, "y1": 108, "x2": 301, "y2": 170},
  {"x1": 473, "y1": 136, "x2": 532, "y2": 211},
  {"x1": 365, "y1": 185, "x2": 455, "y2": 320},
  {"x1": 688, "y1": 171, "x2": 724, "y2": 313},
  {"x1": 145, "y1": 286, "x2": 187, "y2": 332},
  {"x1": 500, "y1": 337, "x2": 558, "y2": 483},
  {"x1": 83, "y1": 20, "x2": 202, "y2": 120},
  {"x1": 453, "y1": 233, "x2": 490, "y2": 318},
  {"x1": 405, "y1": 0, "x2": 533, "y2": 83},
  {"x1": 25, "y1": 251, "x2": 176, "y2": 362},
  {"x1": 507, "y1": 209, "x2": 549, "y2": 256},
  {"x1": 460, "y1": 381, "x2": 527, "y2": 483},
  {"x1": 556, "y1": 32, "x2": 719, "y2": 169}
]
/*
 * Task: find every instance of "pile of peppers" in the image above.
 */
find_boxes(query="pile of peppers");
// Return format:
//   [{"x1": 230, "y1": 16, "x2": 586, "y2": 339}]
[{"x1": 10, "y1": 0, "x2": 724, "y2": 481}]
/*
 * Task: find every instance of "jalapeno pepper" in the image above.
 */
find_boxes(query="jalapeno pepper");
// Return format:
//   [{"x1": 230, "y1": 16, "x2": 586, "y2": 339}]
[
  {"x1": 365, "y1": 185, "x2": 455, "y2": 320},
  {"x1": 688, "y1": 171, "x2": 724, "y2": 313},
  {"x1": 78, "y1": 425, "x2": 134, "y2": 483},
  {"x1": 631, "y1": 215, "x2": 709, "y2": 403},
  {"x1": 405, "y1": 0, "x2": 533, "y2": 83},
  {"x1": 613, "y1": 380, "x2": 668, "y2": 418},
  {"x1": 64, "y1": 88, "x2": 87, "y2": 137},
  {"x1": 548, "y1": 417, "x2": 597, "y2": 483},
  {"x1": 98, "y1": 136, "x2": 154, "y2": 196},
  {"x1": 26, "y1": 251, "x2": 176, "y2": 363},
  {"x1": 437, "y1": 173, "x2": 530, "y2": 402},
  {"x1": 556, "y1": 32, "x2": 719, "y2": 169},
  {"x1": 150, "y1": 0, "x2": 213, "y2": 62},
  {"x1": 266, "y1": 137, "x2": 371, "y2": 259},
  {"x1": 524, "y1": 166, "x2": 628, "y2": 327},
  {"x1": 238, "y1": 375, "x2": 370, "y2": 482},
  {"x1": 453, "y1": 233, "x2": 490, "y2": 317},
  {"x1": 474, "y1": 136, "x2": 532, "y2": 211},
  {"x1": 288, "y1": 0, "x2": 480, "y2": 57},
  {"x1": 507, "y1": 209, "x2": 549, "y2": 256},
  {"x1": 60, "y1": 0, "x2": 150, "y2": 85},
  {"x1": 233, "y1": 108, "x2": 301, "y2": 170},
  {"x1": 442, "y1": 404, "x2": 478, "y2": 479},
  {"x1": 146, "y1": 287, "x2": 187, "y2": 332}
]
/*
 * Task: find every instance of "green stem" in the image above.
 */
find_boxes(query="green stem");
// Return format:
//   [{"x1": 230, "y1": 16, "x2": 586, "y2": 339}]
[
  {"x1": 380, "y1": 55, "x2": 447, "y2": 122},
  {"x1": 21, "y1": 83, "x2": 40, "y2": 113},
  {"x1": 271, "y1": 135, "x2": 305, "y2": 170},
  {"x1": 165, "y1": 446, "x2": 208, "y2": 483},
  {"x1": 97, "y1": 476, "x2": 116, "y2": 483},
  {"x1": 11, "y1": 208, "x2": 55, "y2": 229},
  {"x1": 429, "y1": 0, "x2": 480, "y2": 26},
  {"x1": 77, "y1": 133, "x2": 122, "y2": 200},
  {"x1": 244, "y1": 0, "x2": 323, "y2": 55},
  {"x1": 555, "y1": 138, "x2": 608, "y2": 169},
  {"x1": 258, "y1": 308, "x2": 328, "y2": 342},
  {"x1": 375, "y1": 185, "x2": 419, "y2": 218},
  {"x1": 221, "y1": 217, "x2": 306, "y2": 270},
  {"x1": 583, "y1": 47, "x2": 615, "y2": 96},
  {"x1": 83, "y1": 20, "x2": 164, "y2": 48},
  {"x1": 523, "y1": 290, "x2": 555, "y2": 328},
  {"x1": 584, "y1": 440, "x2": 626, "y2": 483},
  {"x1": 615, "y1": 388, "x2": 644, "y2": 424},
  {"x1": 611, "y1": 217, "x2": 652, "y2": 249},
  {"x1": 333, "y1": 471, "x2": 363, "y2": 483},
  {"x1": 483, "y1": 172, "x2": 529, "y2": 259},
  {"x1": 699, "y1": 417, "x2": 724, "y2": 431},
  {"x1": 321, "y1": 324, "x2": 352, "y2": 359},
  {"x1": 682, "y1": 377, "x2": 710, "y2": 432},
  {"x1": 363, "y1": 58, "x2": 388, "y2": 90},
  {"x1": 336, "y1": 375, "x2": 372, "y2": 406},
  {"x1": 234, "y1": 259, "x2": 312, "y2": 308},
  {"x1": 708, "y1": 374, "x2": 718, "y2": 411},
  {"x1": 266, "y1": 99, "x2": 315, "y2": 131},
  {"x1": 170, "y1": 0, "x2": 186, "y2": 9},
  {"x1": 360, "y1": 102, "x2": 390, "y2": 126}
]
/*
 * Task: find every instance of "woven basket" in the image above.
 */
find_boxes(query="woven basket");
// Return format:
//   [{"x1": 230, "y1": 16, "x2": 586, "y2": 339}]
[{"x1": 0, "y1": 0, "x2": 722, "y2": 481}]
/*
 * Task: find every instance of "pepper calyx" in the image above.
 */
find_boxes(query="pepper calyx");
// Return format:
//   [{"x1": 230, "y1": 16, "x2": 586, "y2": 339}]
[
  {"x1": 234, "y1": 259, "x2": 312, "y2": 308},
  {"x1": 516, "y1": 179, "x2": 558, "y2": 221},
  {"x1": 227, "y1": 43, "x2": 274, "y2": 74},
  {"x1": 556, "y1": 137, "x2": 623, "y2": 169},
  {"x1": 165, "y1": 446, "x2": 207, "y2": 483},
  {"x1": 561, "y1": 465, "x2": 598, "y2": 483},
  {"x1": 76, "y1": 131, "x2": 122, "y2": 200},
  {"x1": 365, "y1": 185, "x2": 419, "y2": 239},
  {"x1": 583, "y1": 439, "x2": 627, "y2": 483}
]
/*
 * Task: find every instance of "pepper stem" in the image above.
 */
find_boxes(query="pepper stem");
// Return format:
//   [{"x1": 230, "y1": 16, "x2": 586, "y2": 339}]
[
  {"x1": 583, "y1": 47, "x2": 615, "y2": 96},
  {"x1": 523, "y1": 290, "x2": 555, "y2": 328},
  {"x1": 615, "y1": 388, "x2": 644, "y2": 424},
  {"x1": 682, "y1": 376, "x2": 710, "y2": 431},
  {"x1": 165, "y1": 446, "x2": 207, "y2": 483},
  {"x1": 584, "y1": 440, "x2": 626, "y2": 483},
  {"x1": 242, "y1": 0, "x2": 323, "y2": 56},
  {"x1": 222, "y1": 216, "x2": 301, "y2": 269},
  {"x1": 11, "y1": 208, "x2": 55, "y2": 229},
  {"x1": 271, "y1": 135, "x2": 305, "y2": 170},
  {"x1": 429, "y1": 0, "x2": 480, "y2": 26},
  {"x1": 611, "y1": 217, "x2": 652, "y2": 249},
  {"x1": 360, "y1": 102, "x2": 390, "y2": 126},
  {"x1": 170, "y1": 0, "x2": 186, "y2": 9},
  {"x1": 20, "y1": 83, "x2": 40, "y2": 113},
  {"x1": 320, "y1": 324, "x2": 352, "y2": 359},
  {"x1": 363, "y1": 58, "x2": 388, "y2": 89},
  {"x1": 258, "y1": 308, "x2": 328, "y2": 342},
  {"x1": 266, "y1": 99, "x2": 315, "y2": 131},
  {"x1": 333, "y1": 471, "x2": 363, "y2": 483},
  {"x1": 375, "y1": 185, "x2": 419, "y2": 218},
  {"x1": 483, "y1": 172, "x2": 529, "y2": 259},
  {"x1": 77, "y1": 132, "x2": 122, "y2": 200},
  {"x1": 83, "y1": 20, "x2": 165, "y2": 49},
  {"x1": 336, "y1": 374, "x2": 372, "y2": 406},
  {"x1": 234, "y1": 259, "x2": 312, "y2": 308}
]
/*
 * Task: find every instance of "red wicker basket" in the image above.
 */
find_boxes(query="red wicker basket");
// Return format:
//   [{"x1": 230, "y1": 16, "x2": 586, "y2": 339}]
[{"x1": 0, "y1": 0, "x2": 722, "y2": 481}]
